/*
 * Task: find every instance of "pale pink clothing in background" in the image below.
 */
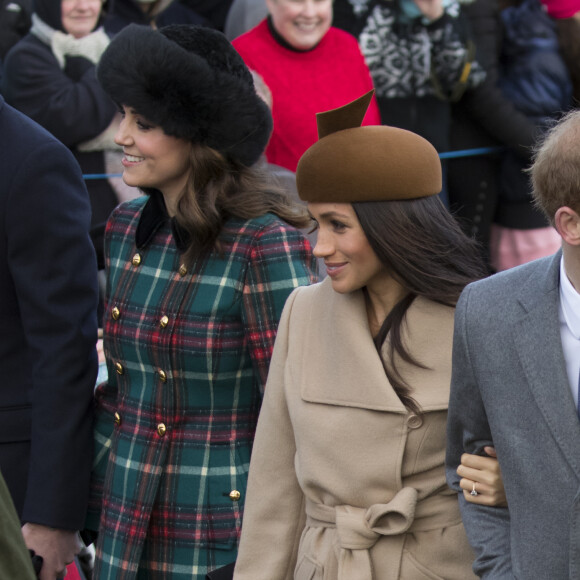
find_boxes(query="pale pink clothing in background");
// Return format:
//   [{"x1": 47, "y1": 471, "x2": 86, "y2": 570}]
[{"x1": 490, "y1": 224, "x2": 561, "y2": 271}]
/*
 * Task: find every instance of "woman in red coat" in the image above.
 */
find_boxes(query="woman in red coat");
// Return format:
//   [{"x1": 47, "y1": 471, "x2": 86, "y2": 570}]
[{"x1": 232, "y1": 0, "x2": 380, "y2": 172}]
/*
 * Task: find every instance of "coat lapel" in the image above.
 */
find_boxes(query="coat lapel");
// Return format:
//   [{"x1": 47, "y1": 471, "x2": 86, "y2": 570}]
[
  {"x1": 512, "y1": 252, "x2": 580, "y2": 478},
  {"x1": 299, "y1": 280, "x2": 453, "y2": 413},
  {"x1": 398, "y1": 296, "x2": 456, "y2": 411}
]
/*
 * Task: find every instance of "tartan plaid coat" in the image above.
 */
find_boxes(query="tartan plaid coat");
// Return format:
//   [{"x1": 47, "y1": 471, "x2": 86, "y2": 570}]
[{"x1": 88, "y1": 193, "x2": 317, "y2": 579}]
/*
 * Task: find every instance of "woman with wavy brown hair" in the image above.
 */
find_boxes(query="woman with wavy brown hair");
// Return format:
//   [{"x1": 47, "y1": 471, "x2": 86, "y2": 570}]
[{"x1": 86, "y1": 23, "x2": 317, "y2": 579}]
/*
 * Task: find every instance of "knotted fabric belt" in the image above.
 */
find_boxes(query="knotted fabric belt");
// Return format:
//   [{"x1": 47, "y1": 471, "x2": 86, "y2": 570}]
[{"x1": 305, "y1": 488, "x2": 460, "y2": 580}]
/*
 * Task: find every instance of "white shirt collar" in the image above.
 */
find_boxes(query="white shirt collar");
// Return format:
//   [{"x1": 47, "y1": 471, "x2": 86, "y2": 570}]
[{"x1": 560, "y1": 256, "x2": 580, "y2": 340}]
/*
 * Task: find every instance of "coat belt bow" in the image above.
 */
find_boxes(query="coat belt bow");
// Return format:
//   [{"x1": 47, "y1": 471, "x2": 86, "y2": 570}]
[{"x1": 305, "y1": 487, "x2": 418, "y2": 580}]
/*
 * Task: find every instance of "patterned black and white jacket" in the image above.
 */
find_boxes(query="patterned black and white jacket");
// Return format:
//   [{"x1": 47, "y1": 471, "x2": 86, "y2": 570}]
[{"x1": 333, "y1": 0, "x2": 485, "y2": 152}]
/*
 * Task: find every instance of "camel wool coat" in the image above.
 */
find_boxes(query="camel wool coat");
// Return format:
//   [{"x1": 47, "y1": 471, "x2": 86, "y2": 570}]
[{"x1": 234, "y1": 279, "x2": 476, "y2": 580}]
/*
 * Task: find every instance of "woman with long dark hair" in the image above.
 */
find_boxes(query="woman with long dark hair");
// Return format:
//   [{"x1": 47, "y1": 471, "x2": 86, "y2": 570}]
[
  {"x1": 233, "y1": 91, "x2": 502, "y2": 580},
  {"x1": 86, "y1": 23, "x2": 317, "y2": 579},
  {"x1": 351, "y1": 196, "x2": 485, "y2": 416}
]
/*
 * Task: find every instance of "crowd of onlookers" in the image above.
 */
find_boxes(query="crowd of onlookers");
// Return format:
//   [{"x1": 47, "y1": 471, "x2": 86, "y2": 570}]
[{"x1": 1, "y1": 0, "x2": 578, "y2": 274}]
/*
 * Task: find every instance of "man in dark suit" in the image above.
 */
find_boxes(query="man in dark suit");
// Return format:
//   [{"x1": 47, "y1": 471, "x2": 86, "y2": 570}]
[
  {"x1": 0, "y1": 95, "x2": 98, "y2": 579},
  {"x1": 446, "y1": 109, "x2": 580, "y2": 579}
]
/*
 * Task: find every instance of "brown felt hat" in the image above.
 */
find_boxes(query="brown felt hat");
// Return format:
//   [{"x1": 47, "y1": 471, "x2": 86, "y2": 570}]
[{"x1": 296, "y1": 91, "x2": 442, "y2": 203}]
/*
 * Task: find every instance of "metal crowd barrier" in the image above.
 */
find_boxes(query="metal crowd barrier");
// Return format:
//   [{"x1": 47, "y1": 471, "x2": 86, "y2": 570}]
[{"x1": 81, "y1": 147, "x2": 505, "y2": 180}]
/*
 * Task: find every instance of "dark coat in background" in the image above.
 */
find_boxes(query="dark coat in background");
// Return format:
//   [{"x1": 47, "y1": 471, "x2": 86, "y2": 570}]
[
  {"x1": 103, "y1": 0, "x2": 210, "y2": 35},
  {"x1": 496, "y1": 0, "x2": 571, "y2": 226},
  {"x1": 447, "y1": 0, "x2": 569, "y2": 261},
  {"x1": 448, "y1": 0, "x2": 530, "y2": 246},
  {"x1": 0, "y1": 0, "x2": 32, "y2": 61},
  {"x1": 1, "y1": 0, "x2": 118, "y2": 237},
  {"x1": 180, "y1": 0, "x2": 234, "y2": 31},
  {"x1": 0, "y1": 95, "x2": 98, "y2": 529}
]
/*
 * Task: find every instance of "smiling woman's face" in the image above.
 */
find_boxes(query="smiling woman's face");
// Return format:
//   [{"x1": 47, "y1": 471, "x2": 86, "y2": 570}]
[
  {"x1": 309, "y1": 202, "x2": 388, "y2": 295},
  {"x1": 61, "y1": 0, "x2": 102, "y2": 38},
  {"x1": 266, "y1": 0, "x2": 332, "y2": 50},
  {"x1": 114, "y1": 106, "x2": 192, "y2": 215}
]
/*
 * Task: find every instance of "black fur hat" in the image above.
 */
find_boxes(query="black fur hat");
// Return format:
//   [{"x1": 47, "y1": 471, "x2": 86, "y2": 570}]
[{"x1": 97, "y1": 24, "x2": 272, "y2": 166}]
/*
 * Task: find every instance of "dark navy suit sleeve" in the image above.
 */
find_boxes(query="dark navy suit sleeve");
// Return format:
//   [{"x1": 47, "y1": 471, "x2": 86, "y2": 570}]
[
  {"x1": 446, "y1": 284, "x2": 515, "y2": 580},
  {"x1": 5, "y1": 127, "x2": 98, "y2": 529}
]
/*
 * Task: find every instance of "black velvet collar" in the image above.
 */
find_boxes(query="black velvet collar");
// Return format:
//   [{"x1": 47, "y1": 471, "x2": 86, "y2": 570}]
[
  {"x1": 135, "y1": 191, "x2": 191, "y2": 252},
  {"x1": 267, "y1": 15, "x2": 319, "y2": 53}
]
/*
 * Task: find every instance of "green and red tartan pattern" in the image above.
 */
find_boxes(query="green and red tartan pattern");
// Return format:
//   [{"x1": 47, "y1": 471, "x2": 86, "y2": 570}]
[{"x1": 89, "y1": 196, "x2": 317, "y2": 579}]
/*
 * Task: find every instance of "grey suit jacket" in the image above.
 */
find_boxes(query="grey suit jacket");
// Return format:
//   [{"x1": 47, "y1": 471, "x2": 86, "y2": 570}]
[{"x1": 446, "y1": 250, "x2": 580, "y2": 579}]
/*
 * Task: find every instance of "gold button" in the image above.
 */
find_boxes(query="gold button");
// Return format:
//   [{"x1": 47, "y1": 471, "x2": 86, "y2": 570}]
[
  {"x1": 406, "y1": 414, "x2": 423, "y2": 429},
  {"x1": 158, "y1": 370, "x2": 167, "y2": 383},
  {"x1": 229, "y1": 490, "x2": 241, "y2": 502},
  {"x1": 132, "y1": 253, "x2": 142, "y2": 266},
  {"x1": 160, "y1": 315, "x2": 169, "y2": 328},
  {"x1": 111, "y1": 306, "x2": 120, "y2": 320},
  {"x1": 114, "y1": 412, "x2": 121, "y2": 426},
  {"x1": 157, "y1": 423, "x2": 167, "y2": 437},
  {"x1": 178, "y1": 264, "x2": 187, "y2": 277},
  {"x1": 115, "y1": 362, "x2": 124, "y2": 375}
]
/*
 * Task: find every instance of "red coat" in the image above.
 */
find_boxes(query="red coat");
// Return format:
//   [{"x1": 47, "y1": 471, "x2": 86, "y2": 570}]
[{"x1": 233, "y1": 20, "x2": 380, "y2": 172}]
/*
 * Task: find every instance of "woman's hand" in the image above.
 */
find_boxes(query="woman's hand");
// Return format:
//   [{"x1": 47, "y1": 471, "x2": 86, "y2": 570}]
[{"x1": 457, "y1": 446, "x2": 507, "y2": 507}]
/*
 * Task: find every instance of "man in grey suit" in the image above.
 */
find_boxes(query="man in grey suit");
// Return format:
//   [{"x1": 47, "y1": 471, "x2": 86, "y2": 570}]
[{"x1": 446, "y1": 109, "x2": 580, "y2": 579}]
